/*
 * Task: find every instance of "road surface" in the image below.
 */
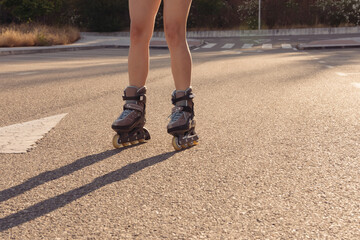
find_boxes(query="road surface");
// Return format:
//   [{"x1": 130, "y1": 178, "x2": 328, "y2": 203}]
[{"x1": 0, "y1": 45, "x2": 359, "y2": 239}]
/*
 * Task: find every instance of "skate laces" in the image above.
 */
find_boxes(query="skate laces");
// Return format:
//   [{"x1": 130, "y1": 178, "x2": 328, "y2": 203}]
[
  {"x1": 119, "y1": 109, "x2": 132, "y2": 120},
  {"x1": 169, "y1": 107, "x2": 183, "y2": 123}
]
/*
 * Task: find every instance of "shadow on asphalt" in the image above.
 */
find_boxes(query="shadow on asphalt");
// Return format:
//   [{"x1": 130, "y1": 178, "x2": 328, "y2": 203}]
[{"x1": 0, "y1": 150, "x2": 176, "y2": 231}]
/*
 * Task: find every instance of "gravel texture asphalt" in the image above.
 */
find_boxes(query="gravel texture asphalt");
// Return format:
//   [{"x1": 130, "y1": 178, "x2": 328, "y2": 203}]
[{"x1": 0, "y1": 47, "x2": 359, "y2": 239}]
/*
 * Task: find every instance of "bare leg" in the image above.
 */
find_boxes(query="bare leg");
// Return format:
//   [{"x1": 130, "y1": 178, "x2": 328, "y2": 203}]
[
  {"x1": 128, "y1": 0, "x2": 162, "y2": 88},
  {"x1": 163, "y1": 0, "x2": 192, "y2": 91}
]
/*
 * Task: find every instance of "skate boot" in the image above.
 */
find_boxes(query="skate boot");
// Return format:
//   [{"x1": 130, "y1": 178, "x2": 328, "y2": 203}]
[
  {"x1": 111, "y1": 86, "x2": 150, "y2": 148},
  {"x1": 167, "y1": 87, "x2": 199, "y2": 151}
]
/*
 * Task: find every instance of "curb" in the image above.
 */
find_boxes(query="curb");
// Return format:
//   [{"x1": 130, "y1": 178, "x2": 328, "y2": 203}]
[
  {"x1": 82, "y1": 26, "x2": 360, "y2": 38},
  {"x1": 0, "y1": 45, "x2": 129, "y2": 56},
  {"x1": 0, "y1": 40, "x2": 205, "y2": 56},
  {"x1": 298, "y1": 43, "x2": 360, "y2": 50}
]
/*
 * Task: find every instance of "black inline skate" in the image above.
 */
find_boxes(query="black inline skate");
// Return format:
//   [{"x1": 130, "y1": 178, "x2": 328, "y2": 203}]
[
  {"x1": 111, "y1": 86, "x2": 150, "y2": 148},
  {"x1": 167, "y1": 87, "x2": 199, "y2": 151}
]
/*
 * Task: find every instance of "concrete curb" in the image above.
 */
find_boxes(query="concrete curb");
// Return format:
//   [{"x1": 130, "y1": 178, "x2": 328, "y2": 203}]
[
  {"x1": 184, "y1": 26, "x2": 360, "y2": 37},
  {"x1": 0, "y1": 39, "x2": 205, "y2": 56},
  {"x1": 82, "y1": 26, "x2": 360, "y2": 38},
  {"x1": 0, "y1": 45, "x2": 129, "y2": 56},
  {"x1": 298, "y1": 43, "x2": 360, "y2": 50},
  {"x1": 298, "y1": 37, "x2": 360, "y2": 50}
]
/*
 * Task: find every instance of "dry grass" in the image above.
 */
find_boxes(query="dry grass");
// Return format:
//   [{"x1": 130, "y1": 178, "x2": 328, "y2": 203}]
[{"x1": 0, "y1": 24, "x2": 80, "y2": 47}]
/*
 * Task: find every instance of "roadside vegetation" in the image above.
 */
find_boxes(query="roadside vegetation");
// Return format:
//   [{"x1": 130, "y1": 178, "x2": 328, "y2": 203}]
[
  {"x1": 0, "y1": 0, "x2": 359, "y2": 47},
  {"x1": 0, "y1": 24, "x2": 80, "y2": 47}
]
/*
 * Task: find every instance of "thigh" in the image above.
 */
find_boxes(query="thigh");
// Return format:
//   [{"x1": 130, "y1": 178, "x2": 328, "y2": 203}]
[
  {"x1": 163, "y1": 0, "x2": 192, "y2": 28},
  {"x1": 129, "y1": 0, "x2": 162, "y2": 28}
]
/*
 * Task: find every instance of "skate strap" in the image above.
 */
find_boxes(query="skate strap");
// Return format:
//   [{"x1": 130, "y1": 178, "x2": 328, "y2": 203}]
[
  {"x1": 123, "y1": 103, "x2": 144, "y2": 112},
  {"x1": 173, "y1": 106, "x2": 193, "y2": 114},
  {"x1": 123, "y1": 95, "x2": 145, "y2": 101},
  {"x1": 172, "y1": 93, "x2": 194, "y2": 104}
]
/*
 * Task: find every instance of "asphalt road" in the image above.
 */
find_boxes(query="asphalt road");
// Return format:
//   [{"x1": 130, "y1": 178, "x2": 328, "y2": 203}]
[{"x1": 0, "y1": 46, "x2": 359, "y2": 239}]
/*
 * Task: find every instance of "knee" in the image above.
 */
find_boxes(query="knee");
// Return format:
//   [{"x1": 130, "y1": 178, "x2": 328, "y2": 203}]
[
  {"x1": 130, "y1": 24, "x2": 152, "y2": 45},
  {"x1": 164, "y1": 23, "x2": 185, "y2": 47}
]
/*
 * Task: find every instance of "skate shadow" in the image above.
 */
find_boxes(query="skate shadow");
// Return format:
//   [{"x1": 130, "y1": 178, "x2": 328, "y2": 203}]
[
  {"x1": 0, "y1": 151, "x2": 176, "y2": 231},
  {"x1": 0, "y1": 143, "x2": 147, "y2": 203}
]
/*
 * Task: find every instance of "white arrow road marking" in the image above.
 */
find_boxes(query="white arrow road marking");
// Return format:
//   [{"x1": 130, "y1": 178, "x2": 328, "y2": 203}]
[
  {"x1": 0, "y1": 113, "x2": 67, "y2": 154},
  {"x1": 351, "y1": 83, "x2": 360, "y2": 88}
]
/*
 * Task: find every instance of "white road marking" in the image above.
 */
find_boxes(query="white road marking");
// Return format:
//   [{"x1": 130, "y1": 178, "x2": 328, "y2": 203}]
[
  {"x1": 0, "y1": 113, "x2": 67, "y2": 154},
  {"x1": 262, "y1": 44, "x2": 272, "y2": 49},
  {"x1": 202, "y1": 43, "x2": 217, "y2": 49},
  {"x1": 281, "y1": 44, "x2": 292, "y2": 49},
  {"x1": 242, "y1": 43, "x2": 253, "y2": 49},
  {"x1": 319, "y1": 61, "x2": 326, "y2": 64},
  {"x1": 336, "y1": 72, "x2": 348, "y2": 76},
  {"x1": 336, "y1": 72, "x2": 360, "y2": 77},
  {"x1": 326, "y1": 65, "x2": 334, "y2": 69},
  {"x1": 351, "y1": 82, "x2": 360, "y2": 88},
  {"x1": 221, "y1": 43, "x2": 235, "y2": 49},
  {"x1": 192, "y1": 48, "x2": 200, "y2": 51},
  {"x1": 16, "y1": 72, "x2": 37, "y2": 76}
]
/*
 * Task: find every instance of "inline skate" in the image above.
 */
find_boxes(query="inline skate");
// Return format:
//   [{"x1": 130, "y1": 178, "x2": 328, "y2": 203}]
[
  {"x1": 167, "y1": 87, "x2": 199, "y2": 151},
  {"x1": 111, "y1": 86, "x2": 150, "y2": 148}
]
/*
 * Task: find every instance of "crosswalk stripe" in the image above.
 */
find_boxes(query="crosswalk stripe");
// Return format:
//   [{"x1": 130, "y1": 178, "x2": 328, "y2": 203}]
[
  {"x1": 221, "y1": 43, "x2": 235, "y2": 49},
  {"x1": 281, "y1": 44, "x2": 292, "y2": 49},
  {"x1": 242, "y1": 43, "x2": 253, "y2": 49},
  {"x1": 262, "y1": 44, "x2": 272, "y2": 49},
  {"x1": 202, "y1": 43, "x2": 217, "y2": 49}
]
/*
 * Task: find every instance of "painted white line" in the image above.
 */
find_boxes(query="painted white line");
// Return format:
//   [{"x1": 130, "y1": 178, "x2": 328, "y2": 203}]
[
  {"x1": 242, "y1": 43, "x2": 253, "y2": 49},
  {"x1": 0, "y1": 113, "x2": 67, "y2": 154},
  {"x1": 192, "y1": 48, "x2": 200, "y2": 51},
  {"x1": 336, "y1": 72, "x2": 360, "y2": 77},
  {"x1": 202, "y1": 43, "x2": 217, "y2": 49},
  {"x1": 221, "y1": 43, "x2": 235, "y2": 49},
  {"x1": 336, "y1": 72, "x2": 348, "y2": 76},
  {"x1": 16, "y1": 72, "x2": 37, "y2": 76},
  {"x1": 281, "y1": 44, "x2": 292, "y2": 49},
  {"x1": 313, "y1": 57, "x2": 319, "y2": 60},
  {"x1": 351, "y1": 82, "x2": 360, "y2": 88},
  {"x1": 262, "y1": 44, "x2": 272, "y2": 49}
]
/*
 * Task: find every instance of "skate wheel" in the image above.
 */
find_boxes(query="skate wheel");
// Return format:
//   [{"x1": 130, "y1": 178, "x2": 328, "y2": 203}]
[
  {"x1": 131, "y1": 140, "x2": 139, "y2": 145},
  {"x1": 193, "y1": 140, "x2": 199, "y2": 146},
  {"x1": 112, "y1": 134, "x2": 122, "y2": 149},
  {"x1": 139, "y1": 139, "x2": 146, "y2": 143},
  {"x1": 122, "y1": 142, "x2": 131, "y2": 147},
  {"x1": 172, "y1": 137, "x2": 182, "y2": 151}
]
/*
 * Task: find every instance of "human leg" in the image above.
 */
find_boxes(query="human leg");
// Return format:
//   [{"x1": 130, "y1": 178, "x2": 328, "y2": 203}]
[
  {"x1": 128, "y1": 0, "x2": 162, "y2": 87},
  {"x1": 111, "y1": 0, "x2": 161, "y2": 148},
  {"x1": 163, "y1": 0, "x2": 198, "y2": 150},
  {"x1": 163, "y1": 0, "x2": 192, "y2": 91}
]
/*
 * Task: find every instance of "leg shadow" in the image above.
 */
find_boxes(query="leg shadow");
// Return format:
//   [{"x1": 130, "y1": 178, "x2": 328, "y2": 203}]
[
  {"x1": 0, "y1": 146, "x2": 141, "y2": 203},
  {"x1": 0, "y1": 151, "x2": 176, "y2": 231}
]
